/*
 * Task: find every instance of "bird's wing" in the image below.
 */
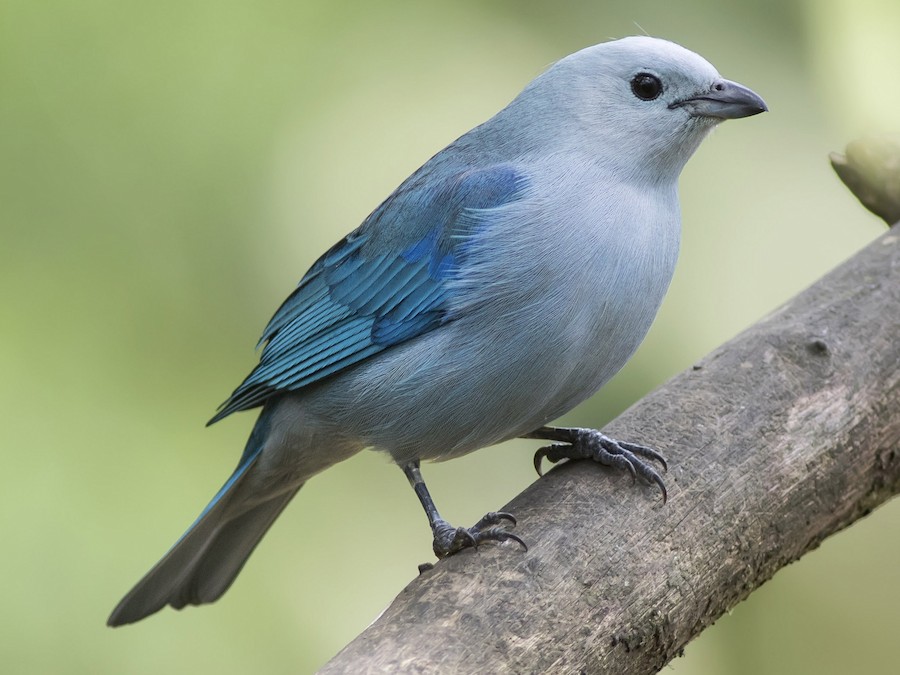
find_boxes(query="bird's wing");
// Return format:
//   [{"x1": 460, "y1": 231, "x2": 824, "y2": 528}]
[{"x1": 209, "y1": 163, "x2": 529, "y2": 423}]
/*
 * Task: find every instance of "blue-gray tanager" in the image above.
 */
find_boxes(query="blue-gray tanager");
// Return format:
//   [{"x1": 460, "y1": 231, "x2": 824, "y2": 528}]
[{"x1": 108, "y1": 36, "x2": 766, "y2": 626}]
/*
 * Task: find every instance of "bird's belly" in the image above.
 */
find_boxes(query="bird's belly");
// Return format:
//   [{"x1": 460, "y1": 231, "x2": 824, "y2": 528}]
[{"x1": 520, "y1": 284, "x2": 664, "y2": 426}]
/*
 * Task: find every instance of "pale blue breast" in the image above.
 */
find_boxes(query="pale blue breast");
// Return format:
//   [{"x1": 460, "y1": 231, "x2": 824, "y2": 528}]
[{"x1": 293, "y1": 158, "x2": 682, "y2": 463}]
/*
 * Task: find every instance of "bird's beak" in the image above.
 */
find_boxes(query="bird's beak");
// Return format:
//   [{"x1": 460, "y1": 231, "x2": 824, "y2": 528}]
[{"x1": 671, "y1": 79, "x2": 768, "y2": 120}]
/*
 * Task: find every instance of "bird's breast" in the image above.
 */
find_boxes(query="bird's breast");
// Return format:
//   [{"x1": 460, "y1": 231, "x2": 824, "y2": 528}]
[
  {"x1": 455, "y1": 170, "x2": 682, "y2": 427},
  {"x1": 305, "y1": 168, "x2": 682, "y2": 462}
]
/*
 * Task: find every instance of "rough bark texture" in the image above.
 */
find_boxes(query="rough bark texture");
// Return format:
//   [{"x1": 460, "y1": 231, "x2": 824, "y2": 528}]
[{"x1": 320, "y1": 229, "x2": 900, "y2": 675}]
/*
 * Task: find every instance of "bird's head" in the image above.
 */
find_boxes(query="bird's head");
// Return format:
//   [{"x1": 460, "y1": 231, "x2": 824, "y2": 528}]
[{"x1": 516, "y1": 36, "x2": 767, "y2": 181}]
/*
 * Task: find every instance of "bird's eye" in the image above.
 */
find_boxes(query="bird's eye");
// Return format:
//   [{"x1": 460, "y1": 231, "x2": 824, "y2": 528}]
[{"x1": 631, "y1": 73, "x2": 663, "y2": 101}]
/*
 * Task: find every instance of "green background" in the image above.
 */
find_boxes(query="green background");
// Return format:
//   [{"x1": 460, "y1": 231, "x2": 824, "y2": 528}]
[{"x1": 3, "y1": 0, "x2": 898, "y2": 672}]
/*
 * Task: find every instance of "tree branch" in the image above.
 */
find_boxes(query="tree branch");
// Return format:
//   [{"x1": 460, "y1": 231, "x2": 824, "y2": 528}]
[{"x1": 320, "y1": 228, "x2": 900, "y2": 674}]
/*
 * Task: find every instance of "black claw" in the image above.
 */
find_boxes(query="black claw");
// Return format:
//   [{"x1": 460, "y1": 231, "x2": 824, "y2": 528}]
[
  {"x1": 533, "y1": 443, "x2": 570, "y2": 477},
  {"x1": 534, "y1": 449, "x2": 545, "y2": 477},
  {"x1": 625, "y1": 462, "x2": 638, "y2": 484},
  {"x1": 598, "y1": 449, "x2": 638, "y2": 483},
  {"x1": 457, "y1": 529, "x2": 477, "y2": 550},
  {"x1": 650, "y1": 473, "x2": 668, "y2": 504},
  {"x1": 504, "y1": 532, "x2": 528, "y2": 553},
  {"x1": 615, "y1": 447, "x2": 667, "y2": 502},
  {"x1": 476, "y1": 527, "x2": 528, "y2": 553},
  {"x1": 483, "y1": 529, "x2": 528, "y2": 552},
  {"x1": 526, "y1": 426, "x2": 669, "y2": 502},
  {"x1": 619, "y1": 440, "x2": 669, "y2": 473},
  {"x1": 431, "y1": 513, "x2": 527, "y2": 559}
]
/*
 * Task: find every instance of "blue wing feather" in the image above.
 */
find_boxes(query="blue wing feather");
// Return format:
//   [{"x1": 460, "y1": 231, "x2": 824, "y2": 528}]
[{"x1": 208, "y1": 163, "x2": 528, "y2": 424}]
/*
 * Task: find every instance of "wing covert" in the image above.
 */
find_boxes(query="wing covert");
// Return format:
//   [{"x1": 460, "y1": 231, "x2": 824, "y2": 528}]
[{"x1": 209, "y1": 164, "x2": 528, "y2": 424}]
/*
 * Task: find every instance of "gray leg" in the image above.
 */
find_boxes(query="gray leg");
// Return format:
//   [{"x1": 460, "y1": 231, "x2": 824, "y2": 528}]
[{"x1": 402, "y1": 460, "x2": 526, "y2": 559}]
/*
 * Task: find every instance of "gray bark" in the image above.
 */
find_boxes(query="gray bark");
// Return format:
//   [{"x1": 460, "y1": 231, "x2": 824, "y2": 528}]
[{"x1": 320, "y1": 228, "x2": 900, "y2": 675}]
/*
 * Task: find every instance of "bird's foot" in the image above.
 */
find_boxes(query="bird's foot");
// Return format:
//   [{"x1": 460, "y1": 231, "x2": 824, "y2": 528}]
[
  {"x1": 431, "y1": 511, "x2": 527, "y2": 559},
  {"x1": 530, "y1": 427, "x2": 668, "y2": 502}
]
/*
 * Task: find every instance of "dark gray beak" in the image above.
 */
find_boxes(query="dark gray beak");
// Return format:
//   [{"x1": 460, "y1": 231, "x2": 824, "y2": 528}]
[{"x1": 672, "y1": 79, "x2": 768, "y2": 120}]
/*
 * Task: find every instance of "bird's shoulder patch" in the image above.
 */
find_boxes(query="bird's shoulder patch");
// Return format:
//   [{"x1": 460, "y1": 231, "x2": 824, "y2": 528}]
[{"x1": 209, "y1": 163, "x2": 530, "y2": 423}]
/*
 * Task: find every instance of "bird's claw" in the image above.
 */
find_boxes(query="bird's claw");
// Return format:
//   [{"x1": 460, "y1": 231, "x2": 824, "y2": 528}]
[
  {"x1": 431, "y1": 511, "x2": 527, "y2": 559},
  {"x1": 532, "y1": 428, "x2": 668, "y2": 503},
  {"x1": 533, "y1": 443, "x2": 572, "y2": 476}
]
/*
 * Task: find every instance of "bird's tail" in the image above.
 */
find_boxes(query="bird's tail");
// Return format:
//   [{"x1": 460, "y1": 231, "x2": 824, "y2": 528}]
[{"x1": 108, "y1": 409, "x2": 301, "y2": 627}]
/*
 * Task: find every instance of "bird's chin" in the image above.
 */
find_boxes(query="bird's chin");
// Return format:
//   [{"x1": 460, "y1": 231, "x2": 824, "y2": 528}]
[{"x1": 684, "y1": 112, "x2": 723, "y2": 129}]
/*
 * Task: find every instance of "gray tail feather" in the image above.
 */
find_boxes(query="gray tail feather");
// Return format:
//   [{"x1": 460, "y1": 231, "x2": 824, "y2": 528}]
[{"x1": 107, "y1": 477, "x2": 303, "y2": 627}]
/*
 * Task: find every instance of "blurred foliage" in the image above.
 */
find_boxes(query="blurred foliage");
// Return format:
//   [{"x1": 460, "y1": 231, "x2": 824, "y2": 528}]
[
  {"x1": 1, "y1": 0, "x2": 897, "y2": 673},
  {"x1": 831, "y1": 135, "x2": 900, "y2": 224}
]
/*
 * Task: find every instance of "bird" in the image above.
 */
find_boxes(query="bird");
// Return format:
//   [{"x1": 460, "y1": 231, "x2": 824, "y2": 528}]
[{"x1": 108, "y1": 36, "x2": 766, "y2": 627}]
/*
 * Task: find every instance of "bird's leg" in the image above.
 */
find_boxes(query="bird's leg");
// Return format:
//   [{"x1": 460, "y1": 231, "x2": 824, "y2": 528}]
[
  {"x1": 402, "y1": 460, "x2": 527, "y2": 559},
  {"x1": 522, "y1": 426, "x2": 668, "y2": 502}
]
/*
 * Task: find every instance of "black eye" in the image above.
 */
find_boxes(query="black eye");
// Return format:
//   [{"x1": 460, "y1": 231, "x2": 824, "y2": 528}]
[{"x1": 631, "y1": 73, "x2": 663, "y2": 101}]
